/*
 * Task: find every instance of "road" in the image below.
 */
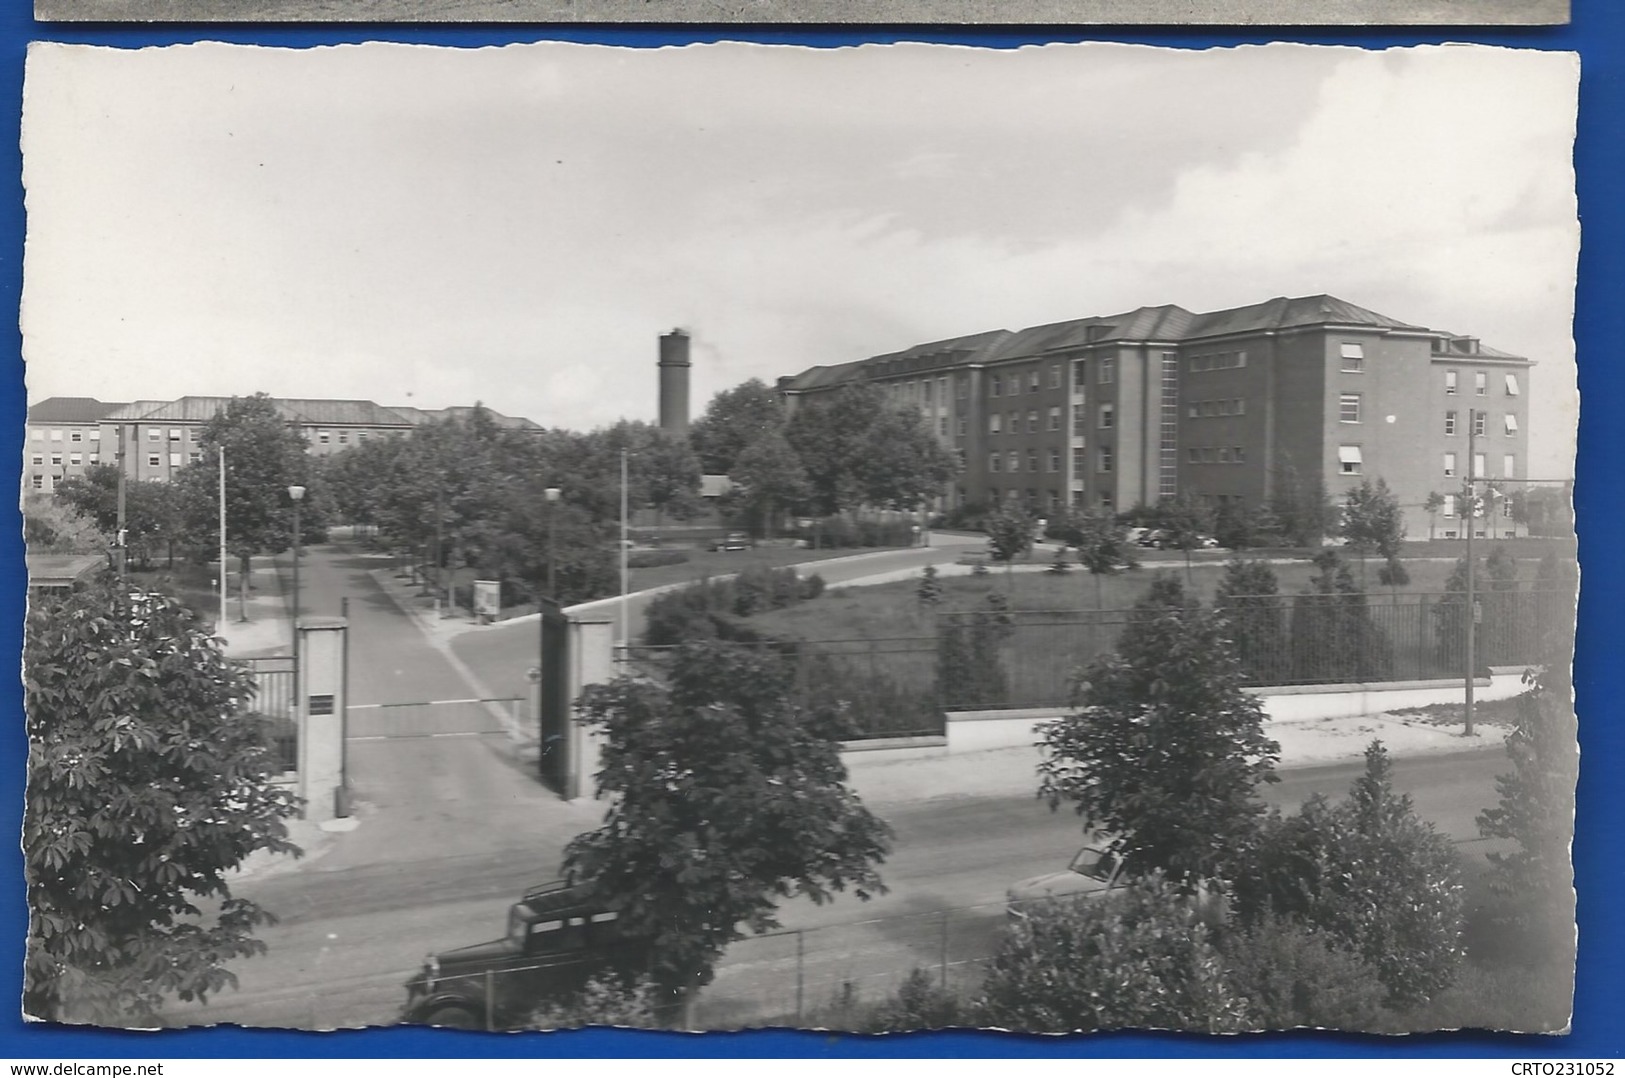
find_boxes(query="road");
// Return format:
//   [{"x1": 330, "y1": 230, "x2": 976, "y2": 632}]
[{"x1": 174, "y1": 731, "x2": 1507, "y2": 1028}]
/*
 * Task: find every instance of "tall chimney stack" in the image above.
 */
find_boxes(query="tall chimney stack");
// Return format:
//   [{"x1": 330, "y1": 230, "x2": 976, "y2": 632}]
[{"x1": 657, "y1": 328, "x2": 691, "y2": 436}]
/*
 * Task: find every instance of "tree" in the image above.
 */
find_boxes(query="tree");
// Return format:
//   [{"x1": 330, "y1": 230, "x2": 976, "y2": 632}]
[
  {"x1": 1477, "y1": 546, "x2": 1524, "y2": 665},
  {"x1": 1269, "y1": 459, "x2": 1339, "y2": 547},
  {"x1": 785, "y1": 383, "x2": 956, "y2": 516},
  {"x1": 1476, "y1": 663, "x2": 1577, "y2": 954},
  {"x1": 1154, "y1": 492, "x2": 1215, "y2": 587},
  {"x1": 1342, "y1": 477, "x2": 1405, "y2": 589},
  {"x1": 1214, "y1": 558, "x2": 1289, "y2": 685},
  {"x1": 688, "y1": 378, "x2": 786, "y2": 475},
  {"x1": 977, "y1": 876, "x2": 1245, "y2": 1033},
  {"x1": 1533, "y1": 549, "x2": 1578, "y2": 661},
  {"x1": 175, "y1": 394, "x2": 315, "y2": 615},
  {"x1": 562, "y1": 642, "x2": 892, "y2": 1010},
  {"x1": 727, "y1": 429, "x2": 810, "y2": 538},
  {"x1": 983, "y1": 506, "x2": 1034, "y2": 585},
  {"x1": 24, "y1": 578, "x2": 301, "y2": 1023},
  {"x1": 1219, "y1": 917, "x2": 1390, "y2": 1030},
  {"x1": 55, "y1": 464, "x2": 184, "y2": 568},
  {"x1": 936, "y1": 593, "x2": 1014, "y2": 710},
  {"x1": 1422, "y1": 491, "x2": 1446, "y2": 541},
  {"x1": 1062, "y1": 509, "x2": 1137, "y2": 613},
  {"x1": 1289, "y1": 550, "x2": 1393, "y2": 683},
  {"x1": 1211, "y1": 500, "x2": 1252, "y2": 551},
  {"x1": 1037, "y1": 581, "x2": 1280, "y2": 885},
  {"x1": 1231, "y1": 742, "x2": 1465, "y2": 1006},
  {"x1": 915, "y1": 564, "x2": 943, "y2": 608},
  {"x1": 22, "y1": 492, "x2": 105, "y2": 555}
]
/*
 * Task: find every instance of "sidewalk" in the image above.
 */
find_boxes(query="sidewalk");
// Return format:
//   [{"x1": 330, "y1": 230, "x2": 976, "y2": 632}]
[{"x1": 211, "y1": 557, "x2": 293, "y2": 657}]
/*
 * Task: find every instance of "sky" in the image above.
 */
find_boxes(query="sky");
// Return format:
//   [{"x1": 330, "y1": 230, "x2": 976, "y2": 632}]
[{"x1": 19, "y1": 40, "x2": 1579, "y2": 479}]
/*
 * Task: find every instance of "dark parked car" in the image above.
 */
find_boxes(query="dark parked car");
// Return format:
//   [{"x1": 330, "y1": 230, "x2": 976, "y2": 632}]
[
  {"x1": 403, "y1": 880, "x2": 648, "y2": 1029},
  {"x1": 709, "y1": 532, "x2": 751, "y2": 552}
]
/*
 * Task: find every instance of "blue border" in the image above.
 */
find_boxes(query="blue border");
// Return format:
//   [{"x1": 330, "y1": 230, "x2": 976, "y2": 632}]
[{"x1": 1, "y1": 4, "x2": 1618, "y2": 1060}]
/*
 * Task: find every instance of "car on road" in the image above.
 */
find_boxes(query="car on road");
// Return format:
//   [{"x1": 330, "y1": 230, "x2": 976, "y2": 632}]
[
  {"x1": 1005, "y1": 843, "x2": 1132, "y2": 918},
  {"x1": 402, "y1": 880, "x2": 648, "y2": 1029},
  {"x1": 709, "y1": 532, "x2": 752, "y2": 552}
]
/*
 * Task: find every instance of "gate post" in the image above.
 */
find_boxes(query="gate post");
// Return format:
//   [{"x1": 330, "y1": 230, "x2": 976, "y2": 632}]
[
  {"x1": 566, "y1": 616, "x2": 616, "y2": 802},
  {"x1": 296, "y1": 616, "x2": 348, "y2": 823}
]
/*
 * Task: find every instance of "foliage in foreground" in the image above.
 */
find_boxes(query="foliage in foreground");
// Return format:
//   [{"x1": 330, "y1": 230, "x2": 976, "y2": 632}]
[
  {"x1": 1038, "y1": 577, "x2": 1279, "y2": 885},
  {"x1": 563, "y1": 642, "x2": 892, "y2": 1003},
  {"x1": 528, "y1": 974, "x2": 661, "y2": 1030},
  {"x1": 1218, "y1": 917, "x2": 1389, "y2": 1030},
  {"x1": 978, "y1": 878, "x2": 1245, "y2": 1033},
  {"x1": 24, "y1": 578, "x2": 302, "y2": 1023},
  {"x1": 1231, "y1": 742, "x2": 1465, "y2": 1006}
]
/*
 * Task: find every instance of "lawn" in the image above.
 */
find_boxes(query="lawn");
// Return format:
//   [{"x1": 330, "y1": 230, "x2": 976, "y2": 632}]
[{"x1": 626, "y1": 542, "x2": 878, "y2": 593}]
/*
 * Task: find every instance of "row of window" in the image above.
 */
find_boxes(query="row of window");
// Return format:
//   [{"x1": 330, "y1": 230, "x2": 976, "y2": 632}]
[
  {"x1": 1443, "y1": 411, "x2": 1518, "y2": 436},
  {"x1": 989, "y1": 449, "x2": 1065, "y2": 474},
  {"x1": 1186, "y1": 446, "x2": 1248, "y2": 464},
  {"x1": 1442, "y1": 453, "x2": 1517, "y2": 479},
  {"x1": 986, "y1": 487, "x2": 1069, "y2": 513},
  {"x1": 30, "y1": 453, "x2": 99, "y2": 467},
  {"x1": 1436, "y1": 494, "x2": 1517, "y2": 519},
  {"x1": 29, "y1": 427, "x2": 102, "y2": 442},
  {"x1": 1445, "y1": 370, "x2": 1520, "y2": 397},
  {"x1": 987, "y1": 407, "x2": 1068, "y2": 435},
  {"x1": 1189, "y1": 350, "x2": 1247, "y2": 373},
  {"x1": 1188, "y1": 398, "x2": 1247, "y2": 418}
]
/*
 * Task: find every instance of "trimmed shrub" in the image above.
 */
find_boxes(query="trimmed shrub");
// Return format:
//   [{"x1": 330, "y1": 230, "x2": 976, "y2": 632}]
[
  {"x1": 627, "y1": 549, "x2": 689, "y2": 569},
  {"x1": 1219, "y1": 917, "x2": 1389, "y2": 1030}
]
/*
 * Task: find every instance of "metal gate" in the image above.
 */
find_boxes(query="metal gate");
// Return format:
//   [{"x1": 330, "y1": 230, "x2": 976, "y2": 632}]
[
  {"x1": 346, "y1": 697, "x2": 524, "y2": 741},
  {"x1": 242, "y1": 654, "x2": 298, "y2": 775}
]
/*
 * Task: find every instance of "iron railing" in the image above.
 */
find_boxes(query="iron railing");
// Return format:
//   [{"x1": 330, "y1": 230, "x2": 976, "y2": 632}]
[{"x1": 241, "y1": 654, "x2": 298, "y2": 775}]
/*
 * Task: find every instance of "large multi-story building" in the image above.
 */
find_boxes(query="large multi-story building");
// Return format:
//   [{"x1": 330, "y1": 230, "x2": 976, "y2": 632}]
[
  {"x1": 778, "y1": 295, "x2": 1533, "y2": 539},
  {"x1": 22, "y1": 395, "x2": 541, "y2": 493}
]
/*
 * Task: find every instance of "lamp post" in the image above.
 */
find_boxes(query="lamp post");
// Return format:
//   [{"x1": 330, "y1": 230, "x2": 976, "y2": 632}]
[
  {"x1": 288, "y1": 484, "x2": 306, "y2": 652},
  {"x1": 1462, "y1": 410, "x2": 1477, "y2": 737},
  {"x1": 545, "y1": 487, "x2": 562, "y2": 599}
]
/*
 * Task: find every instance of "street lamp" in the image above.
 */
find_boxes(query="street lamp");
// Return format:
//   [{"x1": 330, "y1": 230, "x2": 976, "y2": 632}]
[
  {"x1": 288, "y1": 485, "x2": 306, "y2": 652},
  {"x1": 544, "y1": 487, "x2": 562, "y2": 599}
]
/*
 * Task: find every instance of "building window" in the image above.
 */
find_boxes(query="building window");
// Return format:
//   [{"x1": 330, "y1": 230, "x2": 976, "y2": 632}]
[
  {"x1": 1027, "y1": 449, "x2": 1038, "y2": 473},
  {"x1": 89, "y1": 429, "x2": 100, "y2": 441},
  {"x1": 1048, "y1": 406, "x2": 1061, "y2": 431},
  {"x1": 1338, "y1": 445, "x2": 1363, "y2": 475},
  {"x1": 30, "y1": 455, "x2": 42, "y2": 466},
  {"x1": 1444, "y1": 411, "x2": 1457, "y2": 436},
  {"x1": 50, "y1": 429, "x2": 63, "y2": 441},
  {"x1": 1047, "y1": 449, "x2": 1060, "y2": 473},
  {"x1": 357, "y1": 431, "x2": 368, "y2": 443},
  {"x1": 1339, "y1": 393, "x2": 1362, "y2": 423},
  {"x1": 1504, "y1": 373, "x2": 1520, "y2": 396},
  {"x1": 1187, "y1": 448, "x2": 1200, "y2": 463},
  {"x1": 88, "y1": 453, "x2": 99, "y2": 464},
  {"x1": 1504, "y1": 413, "x2": 1519, "y2": 435},
  {"x1": 957, "y1": 417, "x2": 967, "y2": 436},
  {"x1": 1008, "y1": 411, "x2": 1020, "y2": 433},
  {"x1": 30, "y1": 428, "x2": 42, "y2": 440},
  {"x1": 1234, "y1": 446, "x2": 1245, "y2": 464},
  {"x1": 1008, "y1": 451, "x2": 1020, "y2": 472},
  {"x1": 1218, "y1": 447, "x2": 1233, "y2": 463},
  {"x1": 1503, "y1": 454, "x2": 1516, "y2": 479},
  {"x1": 189, "y1": 452, "x2": 201, "y2": 464},
  {"x1": 990, "y1": 375, "x2": 1002, "y2": 398},
  {"x1": 1073, "y1": 359, "x2": 1087, "y2": 386},
  {"x1": 147, "y1": 428, "x2": 160, "y2": 441},
  {"x1": 1189, "y1": 350, "x2": 1247, "y2": 372},
  {"x1": 1099, "y1": 403, "x2": 1114, "y2": 430},
  {"x1": 30, "y1": 475, "x2": 43, "y2": 490},
  {"x1": 1340, "y1": 342, "x2": 1365, "y2": 372},
  {"x1": 50, "y1": 453, "x2": 62, "y2": 466},
  {"x1": 1099, "y1": 444, "x2": 1114, "y2": 472},
  {"x1": 168, "y1": 429, "x2": 181, "y2": 442},
  {"x1": 1029, "y1": 371, "x2": 1040, "y2": 393},
  {"x1": 1443, "y1": 494, "x2": 1457, "y2": 517},
  {"x1": 1049, "y1": 364, "x2": 1062, "y2": 389},
  {"x1": 1443, "y1": 452, "x2": 1457, "y2": 477},
  {"x1": 989, "y1": 414, "x2": 1001, "y2": 435},
  {"x1": 957, "y1": 377, "x2": 968, "y2": 400},
  {"x1": 1099, "y1": 359, "x2": 1115, "y2": 384},
  {"x1": 1473, "y1": 453, "x2": 1486, "y2": 479},
  {"x1": 147, "y1": 454, "x2": 161, "y2": 467},
  {"x1": 938, "y1": 417, "x2": 949, "y2": 436},
  {"x1": 989, "y1": 453, "x2": 1002, "y2": 473},
  {"x1": 69, "y1": 452, "x2": 81, "y2": 466},
  {"x1": 69, "y1": 430, "x2": 82, "y2": 442},
  {"x1": 1073, "y1": 403, "x2": 1087, "y2": 436},
  {"x1": 1475, "y1": 371, "x2": 1487, "y2": 396},
  {"x1": 338, "y1": 431, "x2": 350, "y2": 444},
  {"x1": 1027, "y1": 410, "x2": 1038, "y2": 433},
  {"x1": 1445, "y1": 370, "x2": 1458, "y2": 395},
  {"x1": 1071, "y1": 447, "x2": 1086, "y2": 472},
  {"x1": 1473, "y1": 411, "x2": 1486, "y2": 437}
]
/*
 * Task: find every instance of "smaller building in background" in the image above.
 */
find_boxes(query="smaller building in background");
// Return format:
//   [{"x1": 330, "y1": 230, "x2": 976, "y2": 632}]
[{"x1": 23, "y1": 395, "x2": 542, "y2": 492}]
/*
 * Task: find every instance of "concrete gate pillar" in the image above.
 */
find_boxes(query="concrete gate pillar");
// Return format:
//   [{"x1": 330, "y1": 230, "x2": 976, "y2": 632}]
[
  {"x1": 565, "y1": 615, "x2": 616, "y2": 802},
  {"x1": 296, "y1": 615, "x2": 348, "y2": 823}
]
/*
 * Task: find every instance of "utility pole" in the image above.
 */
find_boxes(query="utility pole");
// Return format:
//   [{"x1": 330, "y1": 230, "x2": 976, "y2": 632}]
[
  {"x1": 114, "y1": 424, "x2": 128, "y2": 579},
  {"x1": 1464, "y1": 407, "x2": 1477, "y2": 737},
  {"x1": 218, "y1": 445, "x2": 227, "y2": 630},
  {"x1": 620, "y1": 448, "x2": 629, "y2": 648}
]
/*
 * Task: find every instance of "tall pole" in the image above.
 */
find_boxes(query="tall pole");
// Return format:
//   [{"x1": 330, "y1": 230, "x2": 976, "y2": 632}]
[
  {"x1": 620, "y1": 448, "x2": 630, "y2": 648},
  {"x1": 291, "y1": 497, "x2": 302, "y2": 635},
  {"x1": 433, "y1": 487, "x2": 444, "y2": 620},
  {"x1": 218, "y1": 446, "x2": 227, "y2": 630},
  {"x1": 114, "y1": 425, "x2": 128, "y2": 579},
  {"x1": 1464, "y1": 408, "x2": 1477, "y2": 737}
]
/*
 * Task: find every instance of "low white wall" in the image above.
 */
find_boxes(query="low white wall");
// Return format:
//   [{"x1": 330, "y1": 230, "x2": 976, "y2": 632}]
[{"x1": 937, "y1": 671, "x2": 1530, "y2": 755}]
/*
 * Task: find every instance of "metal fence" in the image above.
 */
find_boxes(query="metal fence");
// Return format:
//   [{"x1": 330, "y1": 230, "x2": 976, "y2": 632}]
[{"x1": 241, "y1": 654, "x2": 298, "y2": 775}]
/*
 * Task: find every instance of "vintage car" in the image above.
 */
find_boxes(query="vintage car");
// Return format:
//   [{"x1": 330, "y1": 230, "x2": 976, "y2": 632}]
[
  {"x1": 709, "y1": 532, "x2": 752, "y2": 552},
  {"x1": 403, "y1": 880, "x2": 648, "y2": 1029},
  {"x1": 1005, "y1": 844, "x2": 1132, "y2": 918}
]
